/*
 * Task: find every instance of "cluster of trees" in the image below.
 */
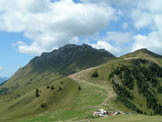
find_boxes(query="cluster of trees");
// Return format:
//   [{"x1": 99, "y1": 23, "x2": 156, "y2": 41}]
[
  {"x1": 109, "y1": 65, "x2": 134, "y2": 89},
  {"x1": 109, "y1": 59, "x2": 162, "y2": 115},
  {"x1": 111, "y1": 79, "x2": 141, "y2": 113},
  {"x1": 117, "y1": 96, "x2": 142, "y2": 114},
  {"x1": 0, "y1": 87, "x2": 9, "y2": 95},
  {"x1": 112, "y1": 80, "x2": 134, "y2": 100},
  {"x1": 46, "y1": 85, "x2": 55, "y2": 90}
]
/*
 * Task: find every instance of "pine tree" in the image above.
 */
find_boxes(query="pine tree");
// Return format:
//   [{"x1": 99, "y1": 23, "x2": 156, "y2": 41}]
[{"x1": 35, "y1": 88, "x2": 40, "y2": 97}]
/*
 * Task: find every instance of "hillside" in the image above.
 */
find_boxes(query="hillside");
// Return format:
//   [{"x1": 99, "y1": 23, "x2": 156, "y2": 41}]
[
  {"x1": 92, "y1": 114, "x2": 162, "y2": 122},
  {"x1": 0, "y1": 44, "x2": 115, "y2": 121},
  {"x1": 72, "y1": 49, "x2": 162, "y2": 114},
  {"x1": 14, "y1": 48, "x2": 162, "y2": 122},
  {"x1": 0, "y1": 44, "x2": 114, "y2": 98},
  {"x1": 0, "y1": 47, "x2": 162, "y2": 122},
  {"x1": 0, "y1": 77, "x2": 8, "y2": 84}
]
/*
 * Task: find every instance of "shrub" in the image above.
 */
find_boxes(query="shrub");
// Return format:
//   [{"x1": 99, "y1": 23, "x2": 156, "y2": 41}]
[
  {"x1": 59, "y1": 86, "x2": 62, "y2": 91},
  {"x1": 35, "y1": 88, "x2": 40, "y2": 97},
  {"x1": 51, "y1": 85, "x2": 55, "y2": 90},
  {"x1": 92, "y1": 70, "x2": 99, "y2": 78},
  {"x1": 47, "y1": 85, "x2": 50, "y2": 89},
  {"x1": 78, "y1": 86, "x2": 82, "y2": 90},
  {"x1": 41, "y1": 103, "x2": 47, "y2": 108}
]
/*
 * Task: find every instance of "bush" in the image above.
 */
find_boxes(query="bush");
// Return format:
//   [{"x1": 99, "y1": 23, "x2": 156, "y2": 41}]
[
  {"x1": 59, "y1": 86, "x2": 62, "y2": 91},
  {"x1": 46, "y1": 85, "x2": 50, "y2": 89},
  {"x1": 92, "y1": 71, "x2": 99, "y2": 78},
  {"x1": 78, "y1": 86, "x2": 82, "y2": 90},
  {"x1": 41, "y1": 103, "x2": 47, "y2": 108},
  {"x1": 35, "y1": 88, "x2": 40, "y2": 97},
  {"x1": 51, "y1": 85, "x2": 55, "y2": 90}
]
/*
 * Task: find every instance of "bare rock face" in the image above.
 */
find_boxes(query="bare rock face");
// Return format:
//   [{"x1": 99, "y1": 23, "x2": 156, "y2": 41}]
[{"x1": 29, "y1": 44, "x2": 115, "y2": 75}]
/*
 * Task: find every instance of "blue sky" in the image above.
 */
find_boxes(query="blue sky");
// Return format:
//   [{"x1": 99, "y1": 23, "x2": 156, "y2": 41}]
[
  {"x1": 0, "y1": 32, "x2": 33, "y2": 77},
  {"x1": 0, "y1": 0, "x2": 162, "y2": 77}
]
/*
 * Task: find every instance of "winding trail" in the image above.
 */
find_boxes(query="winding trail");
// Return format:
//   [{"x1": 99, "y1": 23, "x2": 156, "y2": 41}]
[{"x1": 68, "y1": 67, "x2": 115, "y2": 110}]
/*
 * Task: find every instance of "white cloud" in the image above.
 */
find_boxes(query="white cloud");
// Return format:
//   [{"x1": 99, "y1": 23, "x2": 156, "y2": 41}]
[
  {"x1": 132, "y1": 31, "x2": 162, "y2": 54},
  {"x1": 0, "y1": 66, "x2": 3, "y2": 71},
  {"x1": 131, "y1": 10, "x2": 153, "y2": 29},
  {"x1": 122, "y1": 22, "x2": 128, "y2": 30},
  {"x1": 1, "y1": 0, "x2": 162, "y2": 56},
  {"x1": 90, "y1": 31, "x2": 132, "y2": 56},
  {"x1": 104, "y1": 32, "x2": 132, "y2": 44},
  {"x1": 0, "y1": 0, "x2": 115, "y2": 55},
  {"x1": 105, "y1": 0, "x2": 162, "y2": 55},
  {"x1": 91, "y1": 41, "x2": 121, "y2": 56}
]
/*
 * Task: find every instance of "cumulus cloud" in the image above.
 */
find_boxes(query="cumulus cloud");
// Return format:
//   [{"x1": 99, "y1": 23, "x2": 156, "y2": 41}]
[
  {"x1": 1, "y1": 0, "x2": 162, "y2": 56},
  {"x1": 91, "y1": 41, "x2": 121, "y2": 56},
  {"x1": 104, "y1": 32, "x2": 132, "y2": 44},
  {"x1": 0, "y1": 66, "x2": 3, "y2": 71},
  {"x1": 90, "y1": 31, "x2": 132, "y2": 56},
  {"x1": 132, "y1": 31, "x2": 162, "y2": 54},
  {"x1": 105, "y1": 0, "x2": 162, "y2": 55},
  {"x1": 0, "y1": 0, "x2": 115, "y2": 55}
]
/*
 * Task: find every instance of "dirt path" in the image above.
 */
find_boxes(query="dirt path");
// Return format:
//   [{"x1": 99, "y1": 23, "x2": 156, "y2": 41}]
[
  {"x1": 124, "y1": 57, "x2": 139, "y2": 60},
  {"x1": 69, "y1": 67, "x2": 115, "y2": 110}
]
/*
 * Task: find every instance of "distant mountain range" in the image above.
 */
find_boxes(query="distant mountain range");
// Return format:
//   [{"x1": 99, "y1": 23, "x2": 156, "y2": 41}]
[{"x1": 0, "y1": 77, "x2": 8, "y2": 84}]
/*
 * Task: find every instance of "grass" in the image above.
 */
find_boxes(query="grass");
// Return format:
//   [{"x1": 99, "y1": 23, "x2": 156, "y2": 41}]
[
  {"x1": 19, "y1": 79, "x2": 108, "y2": 122},
  {"x1": 92, "y1": 114, "x2": 162, "y2": 122},
  {"x1": 0, "y1": 49, "x2": 162, "y2": 122}
]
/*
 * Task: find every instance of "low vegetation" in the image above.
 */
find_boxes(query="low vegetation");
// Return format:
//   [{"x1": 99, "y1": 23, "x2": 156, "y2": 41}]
[
  {"x1": 0, "y1": 47, "x2": 162, "y2": 122},
  {"x1": 109, "y1": 59, "x2": 162, "y2": 115}
]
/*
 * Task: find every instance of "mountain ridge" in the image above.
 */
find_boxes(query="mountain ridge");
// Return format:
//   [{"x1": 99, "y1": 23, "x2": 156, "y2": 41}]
[
  {"x1": 0, "y1": 77, "x2": 8, "y2": 84},
  {"x1": 0, "y1": 45, "x2": 162, "y2": 122}
]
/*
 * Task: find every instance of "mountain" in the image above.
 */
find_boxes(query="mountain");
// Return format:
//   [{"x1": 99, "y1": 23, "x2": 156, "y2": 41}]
[
  {"x1": 0, "y1": 47, "x2": 162, "y2": 122},
  {"x1": 70, "y1": 48, "x2": 162, "y2": 115},
  {"x1": 122, "y1": 48, "x2": 162, "y2": 66},
  {"x1": 0, "y1": 44, "x2": 115, "y2": 98},
  {"x1": 0, "y1": 77, "x2": 8, "y2": 84},
  {"x1": 0, "y1": 44, "x2": 115, "y2": 121},
  {"x1": 30, "y1": 44, "x2": 115, "y2": 75}
]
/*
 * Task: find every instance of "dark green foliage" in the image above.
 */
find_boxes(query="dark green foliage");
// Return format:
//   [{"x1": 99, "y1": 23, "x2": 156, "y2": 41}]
[
  {"x1": 111, "y1": 65, "x2": 134, "y2": 89},
  {"x1": 92, "y1": 70, "x2": 99, "y2": 78},
  {"x1": 35, "y1": 88, "x2": 40, "y2": 97},
  {"x1": 110, "y1": 59, "x2": 162, "y2": 115},
  {"x1": 0, "y1": 87, "x2": 9, "y2": 95},
  {"x1": 30, "y1": 44, "x2": 115, "y2": 75},
  {"x1": 117, "y1": 96, "x2": 141, "y2": 113},
  {"x1": 46, "y1": 86, "x2": 50, "y2": 89},
  {"x1": 0, "y1": 80, "x2": 8, "y2": 86},
  {"x1": 78, "y1": 86, "x2": 82, "y2": 90},
  {"x1": 59, "y1": 86, "x2": 62, "y2": 91},
  {"x1": 41, "y1": 103, "x2": 47, "y2": 108},
  {"x1": 51, "y1": 85, "x2": 55, "y2": 90},
  {"x1": 112, "y1": 81, "x2": 134, "y2": 100},
  {"x1": 60, "y1": 81, "x2": 64, "y2": 84}
]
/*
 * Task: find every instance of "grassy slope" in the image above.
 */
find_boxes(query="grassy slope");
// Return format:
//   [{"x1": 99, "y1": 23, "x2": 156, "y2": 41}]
[
  {"x1": 1, "y1": 49, "x2": 162, "y2": 122},
  {"x1": 92, "y1": 115, "x2": 162, "y2": 122},
  {"x1": 0, "y1": 45, "x2": 115, "y2": 121},
  {"x1": 19, "y1": 78, "x2": 107, "y2": 122},
  {"x1": 0, "y1": 44, "x2": 114, "y2": 106},
  {"x1": 19, "y1": 49, "x2": 162, "y2": 122},
  {"x1": 67, "y1": 49, "x2": 162, "y2": 114},
  {"x1": 0, "y1": 78, "x2": 79, "y2": 121}
]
